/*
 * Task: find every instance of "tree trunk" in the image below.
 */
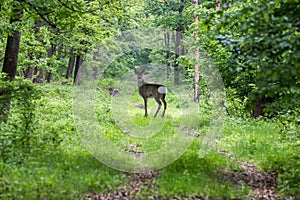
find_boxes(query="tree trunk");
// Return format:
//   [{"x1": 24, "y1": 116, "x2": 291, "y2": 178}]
[
  {"x1": 2, "y1": 31, "x2": 21, "y2": 81},
  {"x1": 74, "y1": 54, "x2": 83, "y2": 85},
  {"x1": 24, "y1": 66, "x2": 35, "y2": 79},
  {"x1": 46, "y1": 44, "x2": 56, "y2": 83},
  {"x1": 174, "y1": 0, "x2": 184, "y2": 85},
  {"x1": 194, "y1": 0, "x2": 200, "y2": 102},
  {"x1": 164, "y1": 32, "x2": 171, "y2": 78},
  {"x1": 24, "y1": 20, "x2": 43, "y2": 80},
  {"x1": 33, "y1": 68, "x2": 44, "y2": 83},
  {"x1": 0, "y1": 0, "x2": 24, "y2": 122},
  {"x1": 46, "y1": 72, "x2": 52, "y2": 83},
  {"x1": 66, "y1": 47, "x2": 75, "y2": 78},
  {"x1": 253, "y1": 98, "x2": 264, "y2": 118},
  {"x1": 174, "y1": 30, "x2": 181, "y2": 85}
]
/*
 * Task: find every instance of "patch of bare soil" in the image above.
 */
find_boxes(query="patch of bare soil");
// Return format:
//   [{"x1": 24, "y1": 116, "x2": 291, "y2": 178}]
[
  {"x1": 84, "y1": 150, "x2": 294, "y2": 200},
  {"x1": 84, "y1": 171, "x2": 159, "y2": 200},
  {"x1": 218, "y1": 151, "x2": 294, "y2": 200},
  {"x1": 221, "y1": 161, "x2": 278, "y2": 200}
]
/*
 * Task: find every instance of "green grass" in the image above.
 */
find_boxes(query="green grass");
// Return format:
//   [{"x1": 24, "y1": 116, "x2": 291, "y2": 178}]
[
  {"x1": 157, "y1": 141, "x2": 250, "y2": 199},
  {"x1": 0, "y1": 82, "x2": 299, "y2": 199},
  {"x1": 1, "y1": 83, "x2": 127, "y2": 199}
]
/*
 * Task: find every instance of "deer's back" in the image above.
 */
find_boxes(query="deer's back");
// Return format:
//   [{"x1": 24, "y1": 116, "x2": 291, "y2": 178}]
[{"x1": 139, "y1": 83, "x2": 166, "y2": 99}]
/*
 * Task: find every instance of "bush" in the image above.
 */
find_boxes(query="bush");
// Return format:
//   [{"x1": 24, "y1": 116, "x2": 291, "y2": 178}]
[{"x1": 0, "y1": 75, "x2": 41, "y2": 163}]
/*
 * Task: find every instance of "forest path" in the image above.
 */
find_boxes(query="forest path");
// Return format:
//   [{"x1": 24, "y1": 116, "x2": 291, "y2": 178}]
[{"x1": 84, "y1": 152, "x2": 291, "y2": 200}]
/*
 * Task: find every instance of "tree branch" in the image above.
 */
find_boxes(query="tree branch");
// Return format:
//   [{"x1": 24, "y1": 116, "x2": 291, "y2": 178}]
[{"x1": 25, "y1": 1, "x2": 57, "y2": 29}]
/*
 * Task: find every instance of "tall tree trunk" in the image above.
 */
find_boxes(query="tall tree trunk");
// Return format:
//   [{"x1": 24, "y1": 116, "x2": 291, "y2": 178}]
[
  {"x1": 253, "y1": 97, "x2": 264, "y2": 118},
  {"x1": 24, "y1": 64, "x2": 34, "y2": 79},
  {"x1": 45, "y1": 72, "x2": 51, "y2": 83},
  {"x1": 2, "y1": 31, "x2": 21, "y2": 81},
  {"x1": 33, "y1": 68, "x2": 44, "y2": 83},
  {"x1": 174, "y1": 30, "x2": 181, "y2": 85},
  {"x1": 74, "y1": 39, "x2": 87, "y2": 85},
  {"x1": 25, "y1": 20, "x2": 43, "y2": 80},
  {"x1": 194, "y1": 0, "x2": 200, "y2": 102},
  {"x1": 165, "y1": 32, "x2": 171, "y2": 78},
  {"x1": 66, "y1": 47, "x2": 75, "y2": 79},
  {"x1": 0, "y1": 0, "x2": 24, "y2": 122},
  {"x1": 46, "y1": 44, "x2": 56, "y2": 83},
  {"x1": 174, "y1": 0, "x2": 184, "y2": 85},
  {"x1": 74, "y1": 54, "x2": 83, "y2": 85}
]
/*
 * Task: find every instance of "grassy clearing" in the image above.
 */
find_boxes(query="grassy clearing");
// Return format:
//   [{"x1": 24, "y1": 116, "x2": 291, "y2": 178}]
[{"x1": 0, "y1": 83, "x2": 299, "y2": 199}]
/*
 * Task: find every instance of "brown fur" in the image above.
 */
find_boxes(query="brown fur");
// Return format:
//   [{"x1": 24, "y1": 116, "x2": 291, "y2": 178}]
[{"x1": 135, "y1": 69, "x2": 167, "y2": 117}]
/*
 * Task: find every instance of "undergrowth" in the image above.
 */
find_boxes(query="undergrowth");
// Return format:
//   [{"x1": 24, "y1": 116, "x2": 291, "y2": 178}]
[{"x1": 0, "y1": 82, "x2": 299, "y2": 199}]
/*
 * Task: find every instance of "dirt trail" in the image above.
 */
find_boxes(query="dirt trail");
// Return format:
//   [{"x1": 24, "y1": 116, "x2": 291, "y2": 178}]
[
  {"x1": 84, "y1": 151, "x2": 293, "y2": 200},
  {"x1": 219, "y1": 150, "x2": 294, "y2": 200},
  {"x1": 84, "y1": 171, "x2": 158, "y2": 200}
]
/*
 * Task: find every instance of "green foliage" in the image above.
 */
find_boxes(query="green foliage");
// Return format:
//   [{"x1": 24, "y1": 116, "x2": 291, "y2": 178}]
[
  {"x1": 1, "y1": 0, "x2": 300, "y2": 198},
  {"x1": 207, "y1": 0, "x2": 300, "y2": 115},
  {"x1": 0, "y1": 83, "x2": 299, "y2": 198},
  {"x1": 145, "y1": 0, "x2": 192, "y2": 31},
  {"x1": 0, "y1": 0, "x2": 132, "y2": 82},
  {"x1": 0, "y1": 74, "x2": 41, "y2": 163},
  {"x1": 0, "y1": 83, "x2": 127, "y2": 199}
]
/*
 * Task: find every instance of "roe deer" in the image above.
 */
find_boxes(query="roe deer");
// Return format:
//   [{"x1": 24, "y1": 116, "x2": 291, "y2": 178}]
[{"x1": 135, "y1": 69, "x2": 167, "y2": 117}]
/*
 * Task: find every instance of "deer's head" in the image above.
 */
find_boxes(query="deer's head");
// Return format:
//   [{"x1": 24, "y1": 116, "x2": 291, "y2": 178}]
[{"x1": 134, "y1": 68, "x2": 147, "y2": 87}]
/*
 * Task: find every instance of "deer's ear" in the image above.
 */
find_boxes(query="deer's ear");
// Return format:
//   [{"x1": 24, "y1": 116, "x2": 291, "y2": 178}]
[{"x1": 134, "y1": 67, "x2": 140, "y2": 74}]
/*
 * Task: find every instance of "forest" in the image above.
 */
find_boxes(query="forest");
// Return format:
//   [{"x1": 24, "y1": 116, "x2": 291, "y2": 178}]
[{"x1": 0, "y1": 0, "x2": 299, "y2": 199}]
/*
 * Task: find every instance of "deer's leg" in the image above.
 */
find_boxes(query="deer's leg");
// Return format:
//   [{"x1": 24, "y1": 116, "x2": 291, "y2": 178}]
[
  {"x1": 154, "y1": 97, "x2": 162, "y2": 118},
  {"x1": 143, "y1": 97, "x2": 148, "y2": 117},
  {"x1": 162, "y1": 95, "x2": 167, "y2": 117}
]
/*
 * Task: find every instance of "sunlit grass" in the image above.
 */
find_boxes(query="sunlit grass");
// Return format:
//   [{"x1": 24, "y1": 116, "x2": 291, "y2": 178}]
[{"x1": 1, "y1": 83, "x2": 299, "y2": 199}]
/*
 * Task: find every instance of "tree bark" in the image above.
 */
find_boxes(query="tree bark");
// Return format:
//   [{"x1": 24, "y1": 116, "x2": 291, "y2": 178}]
[
  {"x1": 24, "y1": 20, "x2": 43, "y2": 80},
  {"x1": 66, "y1": 47, "x2": 75, "y2": 78},
  {"x1": 253, "y1": 98, "x2": 264, "y2": 118},
  {"x1": 45, "y1": 71, "x2": 52, "y2": 83},
  {"x1": 74, "y1": 54, "x2": 83, "y2": 85},
  {"x1": 194, "y1": 0, "x2": 200, "y2": 102},
  {"x1": 46, "y1": 44, "x2": 56, "y2": 83},
  {"x1": 174, "y1": 30, "x2": 181, "y2": 85},
  {"x1": 174, "y1": 0, "x2": 184, "y2": 85},
  {"x1": 33, "y1": 68, "x2": 44, "y2": 83},
  {"x1": 164, "y1": 32, "x2": 171, "y2": 78},
  {"x1": 24, "y1": 66, "x2": 35, "y2": 79},
  {"x1": 2, "y1": 31, "x2": 21, "y2": 81},
  {"x1": 0, "y1": 0, "x2": 24, "y2": 122}
]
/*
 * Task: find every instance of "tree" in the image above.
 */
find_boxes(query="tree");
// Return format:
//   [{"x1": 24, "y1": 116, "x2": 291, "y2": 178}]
[
  {"x1": 145, "y1": 0, "x2": 191, "y2": 85},
  {"x1": 2, "y1": 0, "x2": 24, "y2": 81},
  {"x1": 0, "y1": 0, "x2": 24, "y2": 122},
  {"x1": 193, "y1": 0, "x2": 199, "y2": 102},
  {"x1": 210, "y1": 0, "x2": 300, "y2": 117},
  {"x1": 1, "y1": 0, "x2": 126, "y2": 120},
  {"x1": 65, "y1": 47, "x2": 75, "y2": 79}
]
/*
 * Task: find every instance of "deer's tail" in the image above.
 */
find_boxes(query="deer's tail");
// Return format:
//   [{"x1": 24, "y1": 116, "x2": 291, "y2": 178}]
[{"x1": 158, "y1": 86, "x2": 167, "y2": 94}]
